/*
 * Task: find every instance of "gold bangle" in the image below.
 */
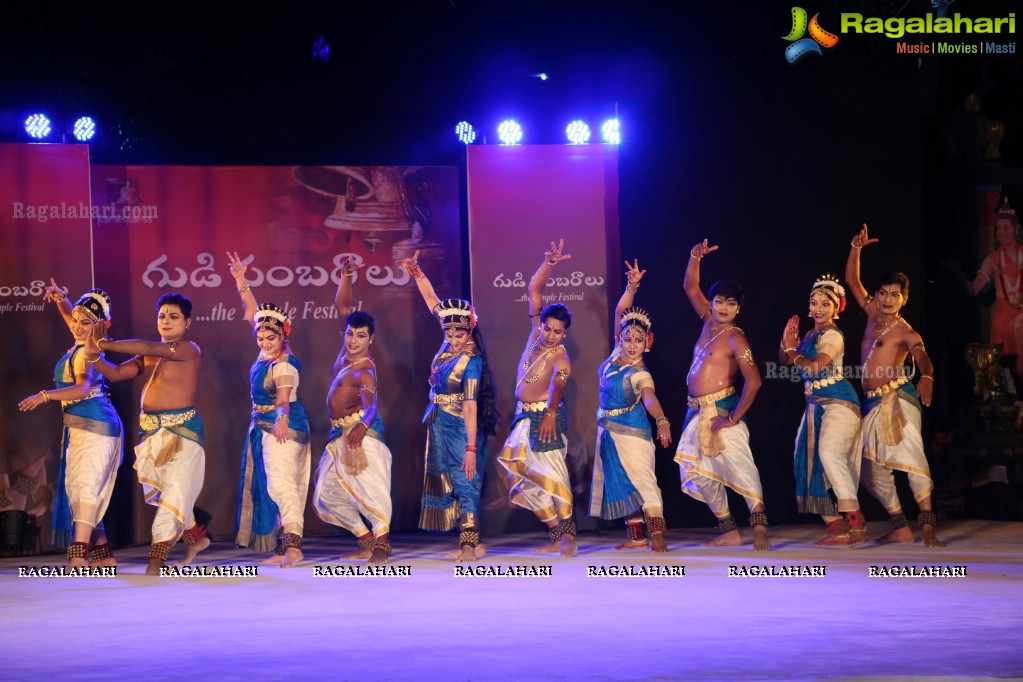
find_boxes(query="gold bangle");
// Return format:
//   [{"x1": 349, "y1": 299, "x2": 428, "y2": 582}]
[
  {"x1": 50, "y1": 293, "x2": 65, "y2": 302},
  {"x1": 918, "y1": 375, "x2": 933, "y2": 381},
  {"x1": 342, "y1": 271, "x2": 355, "y2": 278},
  {"x1": 728, "y1": 412, "x2": 738, "y2": 425},
  {"x1": 626, "y1": 283, "x2": 639, "y2": 293},
  {"x1": 39, "y1": 390, "x2": 50, "y2": 402},
  {"x1": 96, "y1": 338, "x2": 107, "y2": 351},
  {"x1": 850, "y1": 239, "x2": 862, "y2": 249},
  {"x1": 237, "y1": 283, "x2": 251, "y2": 294},
  {"x1": 87, "y1": 354, "x2": 102, "y2": 364},
  {"x1": 655, "y1": 416, "x2": 669, "y2": 427},
  {"x1": 546, "y1": 259, "x2": 557, "y2": 266}
]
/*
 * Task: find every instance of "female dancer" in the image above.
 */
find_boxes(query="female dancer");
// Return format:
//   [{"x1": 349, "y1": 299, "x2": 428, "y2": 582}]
[
  {"x1": 18, "y1": 281, "x2": 123, "y2": 569},
  {"x1": 227, "y1": 252, "x2": 311, "y2": 568},
  {"x1": 400, "y1": 251, "x2": 498, "y2": 562},
  {"x1": 589, "y1": 261, "x2": 673, "y2": 552},
  {"x1": 779, "y1": 275, "x2": 865, "y2": 546}
]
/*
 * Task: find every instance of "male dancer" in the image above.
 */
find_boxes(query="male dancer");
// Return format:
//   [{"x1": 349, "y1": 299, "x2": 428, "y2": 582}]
[
  {"x1": 676, "y1": 239, "x2": 770, "y2": 550},
  {"x1": 847, "y1": 225, "x2": 942, "y2": 547},
  {"x1": 85, "y1": 293, "x2": 208, "y2": 575},
  {"x1": 496, "y1": 241, "x2": 576, "y2": 557},
  {"x1": 311, "y1": 257, "x2": 394, "y2": 566}
]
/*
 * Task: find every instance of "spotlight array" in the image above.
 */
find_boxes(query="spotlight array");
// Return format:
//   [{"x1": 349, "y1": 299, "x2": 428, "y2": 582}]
[
  {"x1": 72, "y1": 116, "x2": 97, "y2": 142},
  {"x1": 565, "y1": 120, "x2": 591, "y2": 145},
  {"x1": 454, "y1": 117, "x2": 621, "y2": 145},
  {"x1": 497, "y1": 119, "x2": 523, "y2": 146},
  {"x1": 600, "y1": 118, "x2": 621, "y2": 145},
  {"x1": 455, "y1": 121, "x2": 476, "y2": 145},
  {"x1": 24, "y1": 114, "x2": 52, "y2": 139}
]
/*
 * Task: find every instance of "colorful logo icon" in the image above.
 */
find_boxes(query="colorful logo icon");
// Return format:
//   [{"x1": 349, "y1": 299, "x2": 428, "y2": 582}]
[{"x1": 782, "y1": 7, "x2": 839, "y2": 63}]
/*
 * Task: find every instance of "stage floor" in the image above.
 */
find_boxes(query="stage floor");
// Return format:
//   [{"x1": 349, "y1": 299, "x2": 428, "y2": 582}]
[{"x1": 1, "y1": 519, "x2": 1021, "y2": 682}]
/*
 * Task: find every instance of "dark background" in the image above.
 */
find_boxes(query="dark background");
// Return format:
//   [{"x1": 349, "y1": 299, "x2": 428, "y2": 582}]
[{"x1": 2, "y1": 0, "x2": 1020, "y2": 533}]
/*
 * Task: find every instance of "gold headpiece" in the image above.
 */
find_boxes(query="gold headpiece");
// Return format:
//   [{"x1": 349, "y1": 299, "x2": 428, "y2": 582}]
[
  {"x1": 254, "y1": 302, "x2": 291, "y2": 336},
  {"x1": 620, "y1": 306, "x2": 651, "y2": 333},
  {"x1": 810, "y1": 274, "x2": 847, "y2": 317},
  {"x1": 435, "y1": 298, "x2": 478, "y2": 331},
  {"x1": 73, "y1": 289, "x2": 112, "y2": 323}
]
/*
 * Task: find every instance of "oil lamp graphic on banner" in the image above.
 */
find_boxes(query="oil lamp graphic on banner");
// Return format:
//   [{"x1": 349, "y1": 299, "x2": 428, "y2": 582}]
[{"x1": 291, "y1": 166, "x2": 442, "y2": 266}]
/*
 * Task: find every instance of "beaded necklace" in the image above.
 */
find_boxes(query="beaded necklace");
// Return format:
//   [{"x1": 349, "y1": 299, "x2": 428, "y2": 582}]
[
  {"x1": 519, "y1": 337, "x2": 562, "y2": 386},
  {"x1": 687, "y1": 324, "x2": 736, "y2": 378}
]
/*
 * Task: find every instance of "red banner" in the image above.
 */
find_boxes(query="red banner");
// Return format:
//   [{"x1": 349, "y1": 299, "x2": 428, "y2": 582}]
[
  {"x1": 467, "y1": 145, "x2": 619, "y2": 530},
  {"x1": 1, "y1": 143, "x2": 94, "y2": 531},
  {"x1": 91, "y1": 164, "x2": 461, "y2": 540}
]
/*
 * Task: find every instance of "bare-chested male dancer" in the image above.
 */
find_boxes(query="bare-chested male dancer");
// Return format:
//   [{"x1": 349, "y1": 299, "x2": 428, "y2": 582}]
[
  {"x1": 496, "y1": 240, "x2": 576, "y2": 557},
  {"x1": 85, "y1": 293, "x2": 209, "y2": 575},
  {"x1": 847, "y1": 225, "x2": 942, "y2": 548},
  {"x1": 311, "y1": 257, "x2": 394, "y2": 566},
  {"x1": 676, "y1": 239, "x2": 770, "y2": 550}
]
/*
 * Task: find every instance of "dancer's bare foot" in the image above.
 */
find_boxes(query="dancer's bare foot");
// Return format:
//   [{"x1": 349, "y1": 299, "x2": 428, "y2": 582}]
[
  {"x1": 534, "y1": 540, "x2": 561, "y2": 554},
  {"x1": 703, "y1": 529, "x2": 743, "y2": 547},
  {"x1": 650, "y1": 534, "x2": 668, "y2": 553},
  {"x1": 455, "y1": 546, "x2": 476, "y2": 562},
  {"x1": 179, "y1": 536, "x2": 210, "y2": 565},
  {"x1": 92, "y1": 556, "x2": 117, "y2": 568},
  {"x1": 443, "y1": 544, "x2": 486, "y2": 559},
  {"x1": 368, "y1": 548, "x2": 390, "y2": 566},
  {"x1": 146, "y1": 559, "x2": 165, "y2": 576},
  {"x1": 876, "y1": 526, "x2": 915, "y2": 544},
  {"x1": 752, "y1": 525, "x2": 771, "y2": 551},
  {"x1": 921, "y1": 526, "x2": 945, "y2": 548},
  {"x1": 280, "y1": 547, "x2": 302, "y2": 568},
  {"x1": 614, "y1": 538, "x2": 649, "y2": 550},
  {"x1": 260, "y1": 553, "x2": 285, "y2": 565},
  {"x1": 561, "y1": 535, "x2": 577, "y2": 558},
  {"x1": 341, "y1": 547, "x2": 373, "y2": 561}
]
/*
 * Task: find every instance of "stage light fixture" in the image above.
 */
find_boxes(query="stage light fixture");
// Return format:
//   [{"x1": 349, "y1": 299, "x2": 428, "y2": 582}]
[
  {"x1": 24, "y1": 114, "x2": 52, "y2": 139},
  {"x1": 565, "y1": 120, "x2": 591, "y2": 145},
  {"x1": 72, "y1": 116, "x2": 96, "y2": 142},
  {"x1": 455, "y1": 121, "x2": 476, "y2": 145},
  {"x1": 497, "y1": 120, "x2": 523, "y2": 145},
  {"x1": 601, "y1": 118, "x2": 621, "y2": 145}
]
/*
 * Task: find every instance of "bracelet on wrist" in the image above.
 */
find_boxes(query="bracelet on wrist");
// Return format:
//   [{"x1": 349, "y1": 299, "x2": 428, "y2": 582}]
[
  {"x1": 237, "y1": 283, "x2": 251, "y2": 294},
  {"x1": 655, "y1": 416, "x2": 669, "y2": 427},
  {"x1": 39, "y1": 390, "x2": 50, "y2": 402},
  {"x1": 87, "y1": 353, "x2": 102, "y2": 364},
  {"x1": 690, "y1": 248, "x2": 702, "y2": 260},
  {"x1": 728, "y1": 412, "x2": 738, "y2": 425},
  {"x1": 850, "y1": 239, "x2": 862, "y2": 249},
  {"x1": 464, "y1": 444, "x2": 478, "y2": 453},
  {"x1": 546, "y1": 259, "x2": 557, "y2": 266},
  {"x1": 918, "y1": 375, "x2": 934, "y2": 381}
]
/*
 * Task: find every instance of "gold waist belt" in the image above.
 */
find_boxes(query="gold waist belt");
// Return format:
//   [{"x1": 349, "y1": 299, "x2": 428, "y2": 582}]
[
  {"x1": 515, "y1": 400, "x2": 549, "y2": 415},
  {"x1": 252, "y1": 404, "x2": 276, "y2": 414},
  {"x1": 597, "y1": 402, "x2": 639, "y2": 419},
  {"x1": 61, "y1": 386, "x2": 108, "y2": 408},
  {"x1": 330, "y1": 409, "x2": 365, "y2": 429},
  {"x1": 430, "y1": 392, "x2": 464, "y2": 405},
  {"x1": 686, "y1": 386, "x2": 735, "y2": 410},
  {"x1": 804, "y1": 374, "x2": 844, "y2": 396},
  {"x1": 139, "y1": 408, "x2": 196, "y2": 432},
  {"x1": 865, "y1": 375, "x2": 909, "y2": 399}
]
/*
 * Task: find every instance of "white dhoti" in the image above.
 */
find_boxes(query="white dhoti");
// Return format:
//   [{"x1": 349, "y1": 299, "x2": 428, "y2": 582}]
[
  {"x1": 496, "y1": 418, "x2": 572, "y2": 523},
  {"x1": 796, "y1": 403, "x2": 862, "y2": 512},
  {"x1": 675, "y1": 418, "x2": 763, "y2": 517},
  {"x1": 313, "y1": 436, "x2": 392, "y2": 538},
  {"x1": 862, "y1": 394, "x2": 932, "y2": 510},
  {"x1": 589, "y1": 426, "x2": 663, "y2": 517},
  {"x1": 66, "y1": 428, "x2": 122, "y2": 529},
  {"x1": 261, "y1": 433, "x2": 311, "y2": 536},
  {"x1": 135, "y1": 431, "x2": 205, "y2": 544}
]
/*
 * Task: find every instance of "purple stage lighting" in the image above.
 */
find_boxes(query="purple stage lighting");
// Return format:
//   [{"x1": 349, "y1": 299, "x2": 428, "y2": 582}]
[
  {"x1": 72, "y1": 116, "x2": 96, "y2": 142},
  {"x1": 565, "y1": 120, "x2": 591, "y2": 145},
  {"x1": 455, "y1": 121, "x2": 476, "y2": 145},
  {"x1": 24, "y1": 114, "x2": 52, "y2": 139},
  {"x1": 601, "y1": 118, "x2": 621, "y2": 145},
  {"x1": 497, "y1": 120, "x2": 523, "y2": 145}
]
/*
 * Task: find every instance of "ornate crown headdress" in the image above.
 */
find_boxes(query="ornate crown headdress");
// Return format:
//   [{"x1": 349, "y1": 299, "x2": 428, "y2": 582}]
[
  {"x1": 73, "y1": 289, "x2": 111, "y2": 323},
  {"x1": 435, "y1": 298, "x2": 478, "y2": 330},
  {"x1": 998, "y1": 197, "x2": 1016, "y2": 217},
  {"x1": 254, "y1": 302, "x2": 291, "y2": 337},
  {"x1": 810, "y1": 274, "x2": 847, "y2": 317},
  {"x1": 620, "y1": 306, "x2": 652, "y2": 333}
]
